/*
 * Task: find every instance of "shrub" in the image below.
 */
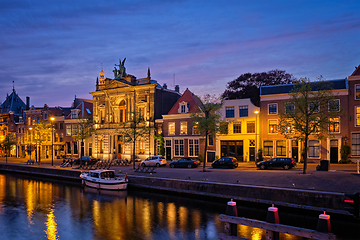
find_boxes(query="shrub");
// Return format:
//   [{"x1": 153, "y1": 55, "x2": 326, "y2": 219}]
[{"x1": 340, "y1": 144, "x2": 351, "y2": 162}]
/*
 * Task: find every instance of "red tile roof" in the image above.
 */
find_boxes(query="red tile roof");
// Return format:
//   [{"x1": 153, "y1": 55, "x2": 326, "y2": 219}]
[{"x1": 167, "y1": 89, "x2": 203, "y2": 115}]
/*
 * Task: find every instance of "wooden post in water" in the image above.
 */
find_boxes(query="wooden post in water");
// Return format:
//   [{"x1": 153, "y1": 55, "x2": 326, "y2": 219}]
[
  {"x1": 224, "y1": 199, "x2": 238, "y2": 236},
  {"x1": 266, "y1": 204, "x2": 279, "y2": 240}
]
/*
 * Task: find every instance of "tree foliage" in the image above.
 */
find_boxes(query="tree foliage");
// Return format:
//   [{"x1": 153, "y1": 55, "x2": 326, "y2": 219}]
[
  {"x1": 72, "y1": 116, "x2": 95, "y2": 165},
  {"x1": 0, "y1": 133, "x2": 16, "y2": 162},
  {"x1": 33, "y1": 121, "x2": 52, "y2": 163},
  {"x1": 154, "y1": 133, "x2": 165, "y2": 156},
  {"x1": 278, "y1": 78, "x2": 340, "y2": 174},
  {"x1": 117, "y1": 111, "x2": 153, "y2": 169},
  {"x1": 191, "y1": 94, "x2": 224, "y2": 172},
  {"x1": 222, "y1": 70, "x2": 296, "y2": 106}
]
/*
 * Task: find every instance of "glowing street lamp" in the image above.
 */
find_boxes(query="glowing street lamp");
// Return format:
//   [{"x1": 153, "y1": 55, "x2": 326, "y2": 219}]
[
  {"x1": 254, "y1": 110, "x2": 260, "y2": 161},
  {"x1": 50, "y1": 117, "x2": 55, "y2": 166},
  {"x1": 29, "y1": 127, "x2": 33, "y2": 162}
]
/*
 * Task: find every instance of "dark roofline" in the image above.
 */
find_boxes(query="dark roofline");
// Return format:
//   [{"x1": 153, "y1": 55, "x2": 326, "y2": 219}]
[{"x1": 260, "y1": 78, "x2": 348, "y2": 96}]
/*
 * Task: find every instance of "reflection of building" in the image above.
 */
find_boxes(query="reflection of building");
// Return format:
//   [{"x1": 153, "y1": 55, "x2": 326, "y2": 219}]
[
  {"x1": 217, "y1": 99, "x2": 260, "y2": 162},
  {"x1": 160, "y1": 89, "x2": 216, "y2": 161},
  {"x1": 90, "y1": 62, "x2": 180, "y2": 160},
  {"x1": 0, "y1": 86, "x2": 27, "y2": 156}
]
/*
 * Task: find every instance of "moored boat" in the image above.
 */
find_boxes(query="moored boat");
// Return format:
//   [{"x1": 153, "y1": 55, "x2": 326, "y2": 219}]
[{"x1": 80, "y1": 170, "x2": 128, "y2": 190}]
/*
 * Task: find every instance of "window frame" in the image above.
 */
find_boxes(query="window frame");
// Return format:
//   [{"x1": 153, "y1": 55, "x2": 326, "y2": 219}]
[
  {"x1": 233, "y1": 122, "x2": 241, "y2": 134},
  {"x1": 268, "y1": 119, "x2": 278, "y2": 134},
  {"x1": 225, "y1": 106, "x2": 235, "y2": 118},
  {"x1": 180, "y1": 122, "x2": 187, "y2": 135},
  {"x1": 355, "y1": 84, "x2": 360, "y2": 100},
  {"x1": 263, "y1": 140, "x2": 273, "y2": 156},
  {"x1": 308, "y1": 140, "x2": 320, "y2": 158},
  {"x1": 328, "y1": 99, "x2": 340, "y2": 112},
  {"x1": 268, "y1": 103, "x2": 278, "y2": 115},
  {"x1": 239, "y1": 105, "x2": 248, "y2": 117},
  {"x1": 329, "y1": 117, "x2": 340, "y2": 133},
  {"x1": 168, "y1": 122, "x2": 175, "y2": 135}
]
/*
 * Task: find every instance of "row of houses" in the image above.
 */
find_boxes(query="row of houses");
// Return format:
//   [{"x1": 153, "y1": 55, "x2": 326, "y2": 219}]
[{"x1": 1, "y1": 62, "x2": 360, "y2": 164}]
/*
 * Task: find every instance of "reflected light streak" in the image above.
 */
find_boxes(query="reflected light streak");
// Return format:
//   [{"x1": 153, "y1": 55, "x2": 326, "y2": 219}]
[
  {"x1": 45, "y1": 208, "x2": 59, "y2": 240},
  {"x1": 166, "y1": 202, "x2": 176, "y2": 239},
  {"x1": 26, "y1": 180, "x2": 35, "y2": 225},
  {"x1": 178, "y1": 206, "x2": 188, "y2": 232},
  {"x1": 142, "y1": 200, "x2": 152, "y2": 239},
  {"x1": 0, "y1": 175, "x2": 6, "y2": 214}
]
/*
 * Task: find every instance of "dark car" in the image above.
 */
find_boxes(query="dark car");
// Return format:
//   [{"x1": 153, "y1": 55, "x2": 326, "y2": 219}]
[
  {"x1": 211, "y1": 157, "x2": 238, "y2": 169},
  {"x1": 169, "y1": 158, "x2": 200, "y2": 168},
  {"x1": 73, "y1": 156, "x2": 98, "y2": 165},
  {"x1": 256, "y1": 157, "x2": 296, "y2": 170}
]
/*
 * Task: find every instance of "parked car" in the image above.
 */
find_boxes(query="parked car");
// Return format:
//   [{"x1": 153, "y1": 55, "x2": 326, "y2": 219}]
[
  {"x1": 256, "y1": 157, "x2": 296, "y2": 170},
  {"x1": 73, "y1": 156, "x2": 98, "y2": 165},
  {"x1": 211, "y1": 157, "x2": 238, "y2": 169},
  {"x1": 169, "y1": 158, "x2": 200, "y2": 168},
  {"x1": 141, "y1": 156, "x2": 167, "y2": 167}
]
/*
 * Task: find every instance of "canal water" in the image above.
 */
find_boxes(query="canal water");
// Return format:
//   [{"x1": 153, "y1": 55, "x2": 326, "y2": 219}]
[{"x1": 0, "y1": 173, "x2": 358, "y2": 240}]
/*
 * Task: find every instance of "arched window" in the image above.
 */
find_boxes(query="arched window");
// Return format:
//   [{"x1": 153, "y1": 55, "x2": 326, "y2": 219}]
[
  {"x1": 139, "y1": 138, "x2": 145, "y2": 154},
  {"x1": 119, "y1": 100, "x2": 126, "y2": 123}
]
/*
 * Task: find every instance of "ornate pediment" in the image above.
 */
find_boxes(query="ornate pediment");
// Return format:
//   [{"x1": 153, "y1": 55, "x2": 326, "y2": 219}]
[{"x1": 102, "y1": 79, "x2": 133, "y2": 90}]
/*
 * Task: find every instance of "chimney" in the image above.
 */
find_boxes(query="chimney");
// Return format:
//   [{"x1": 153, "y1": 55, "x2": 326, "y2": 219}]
[
  {"x1": 26, "y1": 96, "x2": 30, "y2": 110},
  {"x1": 163, "y1": 83, "x2": 167, "y2": 89},
  {"x1": 175, "y1": 85, "x2": 180, "y2": 93}
]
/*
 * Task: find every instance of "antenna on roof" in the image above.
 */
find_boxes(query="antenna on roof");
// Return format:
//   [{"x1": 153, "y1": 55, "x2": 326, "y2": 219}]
[
  {"x1": 173, "y1": 74, "x2": 175, "y2": 87},
  {"x1": 101, "y1": 63, "x2": 103, "y2": 71},
  {"x1": 12, "y1": 81, "x2": 15, "y2": 92}
]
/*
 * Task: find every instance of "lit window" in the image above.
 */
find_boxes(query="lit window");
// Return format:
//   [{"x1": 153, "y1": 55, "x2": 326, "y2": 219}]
[
  {"x1": 356, "y1": 107, "x2": 360, "y2": 127},
  {"x1": 192, "y1": 124, "x2": 200, "y2": 135},
  {"x1": 66, "y1": 125, "x2": 71, "y2": 136},
  {"x1": 247, "y1": 121, "x2": 255, "y2": 133},
  {"x1": 239, "y1": 106, "x2": 248, "y2": 117},
  {"x1": 180, "y1": 122, "x2": 187, "y2": 135},
  {"x1": 329, "y1": 117, "x2": 340, "y2": 133},
  {"x1": 233, "y1": 122, "x2": 241, "y2": 133},
  {"x1": 268, "y1": 104, "x2": 277, "y2": 115},
  {"x1": 268, "y1": 120, "x2": 277, "y2": 133},
  {"x1": 168, "y1": 122, "x2": 175, "y2": 135},
  {"x1": 226, "y1": 107, "x2": 235, "y2": 118},
  {"x1": 139, "y1": 138, "x2": 145, "y2": 154},
  {"x1": 356, "y1": 85, "x2": 360, "y2": 100}
]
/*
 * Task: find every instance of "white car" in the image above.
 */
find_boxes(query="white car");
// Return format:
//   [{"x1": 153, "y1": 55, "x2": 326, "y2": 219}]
[{"x1": 141, "y1": 156, "x2": 167, "y2": 167}]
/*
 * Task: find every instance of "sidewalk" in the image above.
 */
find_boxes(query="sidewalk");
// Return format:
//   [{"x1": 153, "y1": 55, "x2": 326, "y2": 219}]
[{"x1": 1, "y1": 157, "x2": 360, "y2": 193}]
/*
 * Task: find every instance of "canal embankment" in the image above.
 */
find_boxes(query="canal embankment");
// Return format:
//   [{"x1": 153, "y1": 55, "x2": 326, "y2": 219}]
[{"x1": 0, "y1": 163, "x2": 355, "y2": 216}]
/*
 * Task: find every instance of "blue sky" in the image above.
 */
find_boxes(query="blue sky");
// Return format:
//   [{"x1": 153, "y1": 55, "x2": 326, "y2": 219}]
[{"x1": 1, "y1": 0, "x2": 359, "y2": 107}]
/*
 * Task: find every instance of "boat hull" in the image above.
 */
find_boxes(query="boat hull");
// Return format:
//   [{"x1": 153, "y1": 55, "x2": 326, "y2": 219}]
[{"x1": 82, "y1": 179, "x2": 128, "y2": 190}]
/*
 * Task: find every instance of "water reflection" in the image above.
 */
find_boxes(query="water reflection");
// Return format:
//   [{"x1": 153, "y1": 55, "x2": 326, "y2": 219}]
[{"x1": 0, "y1": 173, "x2": 357, "y2": 240}]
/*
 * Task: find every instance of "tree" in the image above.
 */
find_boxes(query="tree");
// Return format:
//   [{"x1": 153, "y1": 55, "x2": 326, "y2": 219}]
[
  {"x1": 191, "y1": 94, "x2": 224, "y2": 172},
  {"x1": 278, "y1": 78, "x2": 340, "y2": 174},
  {"x1": 222, "y1": 70, "x2": 296, "y2": 106},
  {"x1": 33, "y1": 121, "x2": 52, "y2": 163},
  {"x1": 72, "y1": 116, "x2": 95, "y2": 166},
  {"x1": 154, "y1": 133, "x2": 165, "y2": 156},
  {"x1": 117, "y1": 111, "x2": 153, "y2": 169},
  {"x1": 0, "y1": 133, "x2": 16, "y2": 163}
]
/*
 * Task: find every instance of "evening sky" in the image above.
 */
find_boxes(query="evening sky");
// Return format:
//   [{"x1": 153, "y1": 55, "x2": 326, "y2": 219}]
[{"x1": 1, "y1": 0, "x2": 359, "y2": 107}]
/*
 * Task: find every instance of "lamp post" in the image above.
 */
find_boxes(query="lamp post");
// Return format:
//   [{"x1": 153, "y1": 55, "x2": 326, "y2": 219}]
[
  {"x1": 29, "y1": 127, "x2": 33, "y2": 162},
  {"x1": 254, "y1": 110, "x2": 260, "y2": 162},
  {"x1": 50, "y1": 117, "x2": 55, "y2": 166}
]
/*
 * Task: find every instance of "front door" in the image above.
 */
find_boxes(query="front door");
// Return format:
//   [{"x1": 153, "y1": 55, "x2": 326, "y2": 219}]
[
  {"x1": 291, "y1": 140, "x2": 299, "y2": 162},
  {"x1": 117, "y1": 135, "x2": 122, "y2": 159},
  {"x1": 249, "y1": 147, "x2": 255, "y2": 161},
  {"x1": 330, "y1": 140, "x2": 338, "y2": 163}
]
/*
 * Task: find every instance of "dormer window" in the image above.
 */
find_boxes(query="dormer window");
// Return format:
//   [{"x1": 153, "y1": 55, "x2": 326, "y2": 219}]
[
  {"x1": 71, "y1": 109, "x2": 80, "y2": 119},
  {"x1": 178, "y1": 101, "x2": 189, "y2": 114}
]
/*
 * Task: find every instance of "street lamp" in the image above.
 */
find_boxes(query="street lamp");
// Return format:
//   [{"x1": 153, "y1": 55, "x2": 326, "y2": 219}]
[
  {"x1": 50, "y1": 117, "x2": 55, "y2": 166},
  {"x1": 29, "y1": 127, "x2": 33, "y2": 162},
  {"x1": 254, "y1": 110, "x2": 260, "y2": 162}
]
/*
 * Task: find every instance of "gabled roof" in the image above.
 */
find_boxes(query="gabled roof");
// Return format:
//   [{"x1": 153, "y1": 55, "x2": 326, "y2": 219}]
[
  {"x1": 167, "y1": 89, "x2": 203, "y2": 115},
  {"x1": 0, "y1": 89, "x2": 26, "y2": 115},
  {"x1": 66, "y1": 99, "x2": 93, "y2": 120},
  {"x1": 260, "y1": 78, "x2": 348, "y2": 96},
  {"x1": 351, "y1": 64, "x2": 360, "y2": 76}
]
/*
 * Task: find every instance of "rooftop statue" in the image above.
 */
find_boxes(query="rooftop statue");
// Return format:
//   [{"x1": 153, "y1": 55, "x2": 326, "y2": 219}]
[{"x1": 114, "y1": 58, "x2": 127, "y2": 79}]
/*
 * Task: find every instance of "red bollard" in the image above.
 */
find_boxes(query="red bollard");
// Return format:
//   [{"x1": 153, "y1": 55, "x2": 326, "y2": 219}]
[
  {"x1": 266, "y1": 204, "x2": 279, "y2": 224},
  {"x1": 317, "y1": 211, "x2": 331, "y2": 233},
  {"x1": 225, "y1": 199, "x2": 238, "y2": 236},
  {"x1": 266, "y1": 204, "x2": 279, "y2": 240}
]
